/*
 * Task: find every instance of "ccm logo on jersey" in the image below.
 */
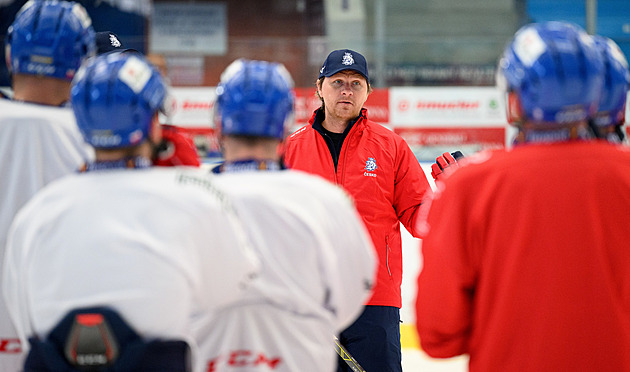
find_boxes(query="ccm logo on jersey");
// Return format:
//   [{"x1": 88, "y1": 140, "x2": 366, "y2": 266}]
[
  {"x1": 0, "y1": 338, "x2": 21, "y2": 353},
  {"x1": 206, "y1": 350, "x2": 282, "y2": 371}
]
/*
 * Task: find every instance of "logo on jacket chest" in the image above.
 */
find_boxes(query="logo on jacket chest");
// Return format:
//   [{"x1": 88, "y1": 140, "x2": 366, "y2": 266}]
[{"x1": 364, "y1": 157, "x2": 377, "y2": 177}]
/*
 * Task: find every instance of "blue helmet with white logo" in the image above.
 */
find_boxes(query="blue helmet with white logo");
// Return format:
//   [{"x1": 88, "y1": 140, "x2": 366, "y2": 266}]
[
  {"x1": 6, "y1": 0, "x2": 95, "y2": 81},
  {"x1": 497, "y1": 21, "x2": 604, "y2": 125},
  {"x1": 214, "y1": 59, "x2": 294, "y2": 139},
  {"x1": 592, "y1": 35, "x2": 630, "y2": 128},
  {"x1": 71, "y1": 53, "x2": 167, "y2": 148}
]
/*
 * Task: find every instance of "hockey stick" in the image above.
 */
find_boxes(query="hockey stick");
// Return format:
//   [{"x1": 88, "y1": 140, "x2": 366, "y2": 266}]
[{"x1": 334, "y1": 336, "x2": 366, "y2": 372}]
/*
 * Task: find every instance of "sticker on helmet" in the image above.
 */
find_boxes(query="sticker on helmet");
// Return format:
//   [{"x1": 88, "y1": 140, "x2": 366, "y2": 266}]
[
  {"x1": 514, "y1": 28, "x2": 546, "y2": 67},
  {"x1": 119, "y1": 57, "x2": 152, "y2": 94}
]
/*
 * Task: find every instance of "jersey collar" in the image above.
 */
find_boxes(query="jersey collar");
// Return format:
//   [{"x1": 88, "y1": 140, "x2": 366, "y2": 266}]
[
  {"x1": 212, "y1": 159, "x2": 284, "y2": 174},
  {"x1": 81, "y1": 156, "x2": 152, "y2": 172}
]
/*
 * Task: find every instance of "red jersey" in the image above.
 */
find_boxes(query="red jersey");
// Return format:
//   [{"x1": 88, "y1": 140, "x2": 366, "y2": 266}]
[
  {"x1": 416, "y1": 141, "x2": 630, "y2": 371},
  {"x1": 284, "y1": 108, "x2": 431, "y2": 307}
]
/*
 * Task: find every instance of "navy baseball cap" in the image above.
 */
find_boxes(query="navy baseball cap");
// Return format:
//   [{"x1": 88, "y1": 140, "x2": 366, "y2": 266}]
[
  {"x1": 318, "y1": 49, "x2": 369, "y2": 82},
  {"x1": 95, "y1": 31, "x2": 136, "y2": 55}
]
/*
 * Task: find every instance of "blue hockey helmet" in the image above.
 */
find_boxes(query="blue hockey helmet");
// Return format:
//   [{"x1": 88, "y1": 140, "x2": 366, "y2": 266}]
[
  {"x1": 592, "y1": 35, "x2": 630, "y2": 128},
  {"x1": 497, "y1": 21, "x2": 604, "y2": 125},
  {"x1": 5, "y1": 0, "x2": 95, "y2": 81},
  {"x1": 71, "y1": 53, "x2": 167, "y2": 148},
  {"x1": 214, "y1": 59, "x2": 295, "y2": 139}
]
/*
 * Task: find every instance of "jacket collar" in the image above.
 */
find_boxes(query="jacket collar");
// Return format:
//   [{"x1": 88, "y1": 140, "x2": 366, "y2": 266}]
[{"x1": 309, "y1": 107, "x2": 368, "y2": 135}]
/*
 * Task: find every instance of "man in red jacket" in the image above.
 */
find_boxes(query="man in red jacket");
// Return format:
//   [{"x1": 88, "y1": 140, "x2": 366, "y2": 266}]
[
  {"x1": 283, "y1": 49, "x2": 432, "y2": 372},
  {"x1": 416, "y1": 22, "x2": 630, "y2": 372}
]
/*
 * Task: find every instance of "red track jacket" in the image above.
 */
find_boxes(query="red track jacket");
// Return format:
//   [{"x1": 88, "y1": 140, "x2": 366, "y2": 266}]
[{"x1": 283, "y1": 108, "x2": 431, "y2": 307}]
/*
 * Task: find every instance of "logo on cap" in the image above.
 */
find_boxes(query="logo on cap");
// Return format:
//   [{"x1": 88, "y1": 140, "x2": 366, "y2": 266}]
[
  {"x1": 109, "y1": 34, "x2": 121, "y2": 48},
  {"x1": 342, "y1": 52, "x2": 354, "y2": 66}
]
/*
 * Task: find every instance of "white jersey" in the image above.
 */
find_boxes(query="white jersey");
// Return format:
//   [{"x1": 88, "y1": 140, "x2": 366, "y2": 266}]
[
  {"x1": 2, "y1": 167, "x2": 260, "y2": 372},
  {"x1": 197, "y1": 170, "x2": 376, "y2": 372},
  {"x1": 0, "y1": 98, "x2": 94, "y2": 371}
]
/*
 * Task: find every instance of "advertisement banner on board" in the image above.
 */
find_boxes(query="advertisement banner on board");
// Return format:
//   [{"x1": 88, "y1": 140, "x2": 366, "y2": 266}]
[
  {"x1": 163, "y1": 87, "x2": 215, "y2": 128},
  {"x1": 389, "y1": 86, "x2": 506, "y2": 127}
]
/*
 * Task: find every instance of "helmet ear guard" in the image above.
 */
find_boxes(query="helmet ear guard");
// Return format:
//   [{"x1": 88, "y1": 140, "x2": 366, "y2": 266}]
[
  {"x1": 496, "y1": 63, "x2": 524, "y2": 126},
  {"x1": 5, "y1": 41, "x2": 11, "y2": 72},
  {"x1": 591, "y1": 35, "x2": 630, "y2": 141},
  {"x1": 507, "y1": 90, "x2": 525, "y2": 125}
]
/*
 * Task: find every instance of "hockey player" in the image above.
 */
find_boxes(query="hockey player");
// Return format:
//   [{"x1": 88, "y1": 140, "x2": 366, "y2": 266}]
[
  {"x1": 2, "y1": 52, "x2": 260, "y2": 372},
  {"x1": 199, "y1": 59, "x2": 377, "y2": 372},
  {"x1": 93, "y1": 30, "x2": 201, "y2": 167},
  {"x1": 591, "y1": 35, "x2": 630, "y2": 143},
  {"x1": 0, "y1": 2, "x2": 95, "y2": 370},
  {"x1": 416, "y1": 21, "x2": 630, "y2": 371}
]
